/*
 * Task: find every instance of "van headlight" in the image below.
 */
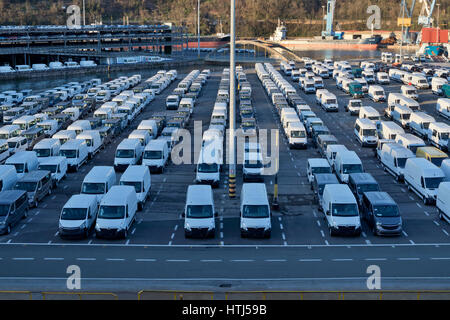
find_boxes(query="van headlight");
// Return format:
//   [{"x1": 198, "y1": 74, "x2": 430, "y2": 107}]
[
  {"x1": 79, "y1": 222, "x2": 86, "y2": 230},
  {"x1": 95, "y1": 223, "x2": 100, "y2": 231},
  {"x1": 185, "y1": 223, "x2": 191, "y2": 231},
  {"x1": 241, "y1": 222, "x2": 248, "y2": 231}
]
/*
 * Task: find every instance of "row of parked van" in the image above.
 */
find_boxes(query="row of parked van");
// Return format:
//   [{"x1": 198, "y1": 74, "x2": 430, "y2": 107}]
[{"x1": 0, "y1": 61, "x2": 97, "y2": 73}]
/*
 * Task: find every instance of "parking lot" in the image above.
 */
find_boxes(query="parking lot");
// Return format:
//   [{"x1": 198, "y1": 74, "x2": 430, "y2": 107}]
[{"x1": 0, "y1": 64, "x2": 449, "y2": 249}]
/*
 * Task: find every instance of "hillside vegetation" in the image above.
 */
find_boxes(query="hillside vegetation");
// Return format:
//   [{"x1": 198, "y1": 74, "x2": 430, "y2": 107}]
[{"x1": 0, "y1": 0, "x2": 448, "y2": 37}]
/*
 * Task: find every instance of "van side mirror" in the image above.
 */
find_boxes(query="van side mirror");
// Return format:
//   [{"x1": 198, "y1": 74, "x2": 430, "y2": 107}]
[
  {"x1": 181, "y1": 212, "x2": 185, "y2": 218},
  {"x1": 326, "y1": 210, "x2": 330, "y2": 216}
]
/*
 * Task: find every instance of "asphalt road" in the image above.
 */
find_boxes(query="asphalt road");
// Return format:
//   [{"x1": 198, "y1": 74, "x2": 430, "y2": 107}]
[{"x1": 0, "y1": 62, "x2": 449, "y2": 294}]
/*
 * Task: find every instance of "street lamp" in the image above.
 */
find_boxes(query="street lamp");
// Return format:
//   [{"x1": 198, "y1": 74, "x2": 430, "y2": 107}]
[
  {"x1": 197, "y1": 0, "x2": 200, "y2": 58},
  {"x1": 228, "y1": 0, "x2": 236, "y2": 198},
  {"x1": 322, "y1": 5, "x2": 325, "y2": 34},
  {"x1": 436, "y1": 3, "x2": 440, "y2": 42}
]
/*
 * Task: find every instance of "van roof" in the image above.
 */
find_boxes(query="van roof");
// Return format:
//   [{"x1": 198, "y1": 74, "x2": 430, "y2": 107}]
[
  {"x1": 18, "y1": 170, "x2": 50, "y2": 182},
  {"x1": 37, "y1": 156, "x2": 66, "y2": 166},
  {"x1": 327, "y1": 144, "x2": 348, "y2": 153},
  {"x1": 241, "y1": 183, "x2": 268, "y2": 206},
  {"x1": 84, "y1": 166, "x2": 115, "y2": 183},
  {"x1": 308, "y1": 158, "x2": 330, "y2": 167},
  {"x1": 100, "y1": 185, "x2": 136, "y2": 206},
  {"x1": 349, "y1": 172, "x2": 378, "y2": 185},
  {"x1": 407, "y1": 157, "x2": 444, "y2": 176},
  {"x1": 429, "y1": 122, "x2": 450, "y2": 132},
  {"x1": 186, "y1": 185, "x2": 213, "y2": 205},
  {"x1": 417, "y1": 146, "x2": 448, "y2": 158},
  {"x1": 53, "y1": 130, "x2": 76, "y2": 137},
  {"x1": 6, "y1": 151, "x2": 37, "y2": 163},
  {"x1": 411, "y1": 112, "x2": 435, "y2": 122},
  {"x1": 145, "y1": 139, "x2": 166, "y2": 150},
  {"x1": 0, "y1": 165, "x2": 16, "y2": 177},
  {"x1": 120, "y1": 165, "x2": 149, "y2": 182},
  {"x1": 381, "y1": 121, "x2": 403, "y2": 131},
  {"x1": 396, "y1": 133, "x2": 425, "y2": 145},
  {"x1": 357, "y1": 118, "x2": 376, "y2": 127},
  {"x1": 363, "y1": 191, "x2": 396, "y2": 206},
  {"x1": 314, "y1": 173, "x2": 339, "y2": 185},
  {"x1": 34, "y1": 138, "x2": 60, "y2": 149},
  {"x1": 60, "y1": 139, "x2": 86, "y2": 149},
  {"x1": 117, "y1": 138, "x2": 141, "y2": 149},
  {"x1": 337, "y1": 150, "x2": 362, "y2": 164},
  {"x1": 64, "y1": 194, "x2": 97, "y2": 209},
  {"x1": 323, "y1": 184, "x2": 355, "y2": 203},
  {"x1": 383, "y1": 143, "x2": 415, "y2": 157},
  {"x1": 0, "y1": 190, "x2": 26, "y2": 204}
]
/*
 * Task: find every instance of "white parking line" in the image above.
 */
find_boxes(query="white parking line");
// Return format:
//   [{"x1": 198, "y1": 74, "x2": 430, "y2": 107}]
[
  {"x1": 416, "y1": 203, "x2": 422, "y2": 208},
  {"x1": 174, "y1": 224, "x2": 178, "y2": 231},
  {"x1": 264, "y1": 259, "x2": 287, "y2": 262},
  {"x1": 131, "y1": 228, "x2": 136, "y2": 235},
  {"x1": 44, "y1": 258, "x2": 64, "y2": 261},
  {"x1": 365, "y1": 240, "x2": 372, "y2": 245},
  {"x1": 434, "y1": 221, "x2": 440, "y2": 226},
  {"x1": 320, "y1": 230, "x2": 325, "y2": 238},
  {"x1": 106, "y1": 258, "x2": 125, "y2": 261},
  {"x1": 54, "y1": 231, "x2": 58, "y2": 237},
  {"x1": 362, "y1": 232, "x2": 367, "y2": 238},
  {"x1": 424, "y1": 211, "x2": 430, "y2": 216},
  {"x1": 365, "y1": 258, "x2": 387, "y2": 261},
  {"x1": 88, "y1": 240, "x2": 92, "y2": 244},
  {"x1": 332, "y1": 258, "x2": 353, "y2": 262},
  {"x1": 443, "y1": 229, "x2": 449, "y2": 236},
  {"x1": 299, "y1": 259, "x2": 322, "y2": 262},
  {"x1": 409, "y1": 240, "x2": 415, "y2": 244},
  {"x1": 230, "y1": 259, "x2": 254, "y2": 262},
  {"x1": 76, "y1": 258, "x2": 96, "y2": 261},
  {"x1": 397, "y1": 257, "x2": 420, "y2": 261},
  {"x1": 12, "y1": 258, "x2": 34, "y2": 261},
  {"x1": 166, "y1": 259, "x2": 190, "y2": 262},
  {"x1": 125, "y1": 240, "x2": 130, "y2": 245},
  {"x1": 431, "y1": 257, "x2": 450, "y2": 261},
  {"x1": 402, "y1": 230, "x2": 409, "y2": 237},
  {"x1": 201, "y1": 259, "x2": 222, "y2": 262},
  {"x1": 316, "y1": 220, "x2": 321, "y2": 227},
  {"x1": 409, "y1": 195, "x2": 415, "y2": 201},
  {"x1": 136, "y1": 259, "x2": 156, "y2": 262}
]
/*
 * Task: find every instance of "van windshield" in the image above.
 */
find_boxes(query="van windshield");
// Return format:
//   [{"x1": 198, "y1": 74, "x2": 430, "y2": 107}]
[
  {"x1": 116, "y1": 149, "x2": 134, "y2": 158},
  {"x1": 198, "y1": 163, "x2": 218, "y2": 173},
  {"x1": 425, "y1": 177, "x2": 444, "y2": 189},
  {"x1": 396, "y1": 158, "x2": 408, "y2": 168},
  {"x1": 13, "y1": 163, "x2": 25, "y2": 173},
  {"x1": 60, "y1": 149, "x2": 77, "y2": 158},
  {"x1": 0, "y1": 204, "x2": 10, "y2": 216},
  {"x1": 441, "y1": 133, "x2": 449, "y2": 140},
  {"x1": 120, "y1": 181, "x2": 142, "y2": 194},
  {"x1": 38, "y1": 164, "x2": 57, "y2": 173},
  {"x1": 312, "y1": 166, "x2": 331, "y2": 174},
  {"x1": 82, "y1": 183, "x2": 105, "y2": 195},
  {"x1": 186, "y1": 205, "x2": 213, "y2": 218},
  {"x1": 144, "y1": 150, "x2": 162, "y2": 159},
  {"x1": 342, "y1": 164, "x2": 363, "y2": 174},
  {"x1": 61, "y1": 208, "x2": 87, "y2": 220},
  {"x1": 15, "y1": 181, "x2": 37, "y2": 192},
  {"x1": 98, "y1": 205, "x2": 125, "y2": 219},
  {"x1": 243, "y1": 205, "x2": 270, "y2": 218},
  {"x1": 362, "y1": 129, "x2": 377, "y2": 136},
  {"x1": 35, "y1": 148, "x2": 51, "y2": 157},
  {"x1": 357, "y1": 183, "x2": 380, "y2": 194},
  {"x1": 431, "y1": 157, "x2": 445, "y2": 167},
  {"x1": 291, "y1": 130, "x2": 306, "y2": 138},
  {"x1": 332, "y1": 203, "x2": 359, "y2": 217},
  {"x1": 401, "y1": 114, "x2": 410, "y2": 120},
  {"x1": 373, "y1": 205, "x2": 399, "y2": 217}
]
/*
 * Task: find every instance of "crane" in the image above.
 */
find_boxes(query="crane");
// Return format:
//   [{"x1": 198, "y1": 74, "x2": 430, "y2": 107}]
[
  {"x1": 321, "y1": 0, "x2": 336, "y2": 38},
  {"x1": 418, "y1": 0, "x2": 436, "y2": 27},
  {"x1": 399, "y1": 0, "x2": 416, "y2": 44}
]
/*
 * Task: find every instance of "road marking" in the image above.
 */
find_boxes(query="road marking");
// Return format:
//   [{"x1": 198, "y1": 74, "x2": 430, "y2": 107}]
[
  {"x1": 325, "y1": 240, "x2": 329, "y2": 245},
  {"x1": 443, "y1": 229, "x2": 449, "y2": 236},
  {"x1": 88, "y1": 240, "x2": 92, "y2": 244},
  {"x1": 12, "y1": 258, "x2": 34, "y2": 261},
  {"x1": 231, "y1": 259, "x2": 254, "y2": 262},
  {"x1": 6, "y1": 240, "x2": 11, "y2": 244},
  {"x1": 28, "y1": 218, "x2": 33, "y2": 222},
  {"x1": 131, "y1": 228, "x2": 136, "y2": 235},
  {"x1": 44, "y1": 257, "x2": 64, "y2": 261},
  {"x1": 365, "y1": 240, "x2": 372, "y2": 245},
  {"x1": 397, "y1": 257, "x2": 420, "y2": 261},
  {"x1": 416, "y1": 203, "x2": 422, "y2": 208},
  {"x1": 125, "y1": 240, "x2": 130, "y2": 245},
  {"x1": 76, "y1": 258, "x2": 96, "y2": 261},
  {"x1": 401, "y1": 188, "x2": 406, "y2": 193},
  {"x1": 106, "y1": 258, "x2": 125, "y2": 261},
  {"x1": 265, "y1": 259, "x2": 287, "y2": 262},
  {"x1": 51, "y1": 195, "x2": 56, "y2": 200},
  {"x1": 409, "y1": 240, "x2": 415, "y2": 244},
  {"x1": 64, "y1": 185, "x2": 68, "y2": 190},
  {"x1": 424, "y1": 211, "x2": 430, "y2": 216},
  {"x1": 299, "y1": 259, "x2": 322, "y2": 262},
  {"x1": 42, "y1": 204, "x2": 47, "y2": 208},
  {"x1": 365, "y1": 258, "x2": 387, "y2": 261},
  {"x1": 282, "y1": 233, "x2": 286, "y2": 240},
  {"x1": 136, "y1": 259, "x2": 156, "y2": 262},
  {"x1": 20, "y1": 225, "x2": 26, "y2": 229},
  {"x1": 54, "y1": 231, "x2": 59, "y2": 237},
  {"x1": 402, "y1": 230, "x2": 409, "y2": 237},
  {"x1": 48, "y1": 241, "x2": 52, "y2": 244},
  {"x1": 434, "y1": 221, "x2": 441, "y2": 226},
  {"x1": 409, "y1": 195, "x2": 415, "y2": 201},
  {"x1": 13, "y1": 232, "x2": 19, "y2": 237},
  {"x1": 332, "y1": 258, "x2": 353, "y2": 262},
  {"x1": 362, "y1": 232, "x2": 367, "y2": 238},
  {"x1": 201, "y1": 259, "x2": 222, "y2": 262},
  {"x1": 168, "y1": 241, "x2": 172, "y2": 246},
  {"x1": 166, "y1": 259, "x2": 190, "y2": 262},
  {"x1": 431, "y1": 257, "x2": 450, "y2": 260},
  {"x1": 316, "y1": 220, "x2": 321, "y2": 227},
  {"x1": 35, "y1": 210, "x2": 40, "y2": 215},
  {"x1": 170, "y1": 233, "x2": 175, "y2": 239},
  {"x1": 320, "y1": 230, "x2": 325, "y2": 238},
  {"x1": 174, "y1": 225, "x2": 178, "y2": 231}
]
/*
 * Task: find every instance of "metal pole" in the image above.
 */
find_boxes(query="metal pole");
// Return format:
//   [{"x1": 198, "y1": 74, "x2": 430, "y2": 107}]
[
  {"x1": 228, "y1": 0, "x2": 236, "y2": 198},
  {"x1": 437, "y1": 4, "x2": 440, "y2": 43},
  {"x1": 197, "y1": 0, "x2": 200, "y2": 58},
  {"x1": 83, "y1": 0, "x2": 86, "y2": 26},
  {"x1": 400, "y1": 2, "x2": 404, "y2": 61},
  {"x1": 272, "y1": 130, "x2": 279, "y2": 210}
]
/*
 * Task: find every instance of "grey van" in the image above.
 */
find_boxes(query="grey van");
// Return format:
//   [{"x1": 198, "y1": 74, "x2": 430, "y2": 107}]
[
  {"x1": 313, "y1": 173, "x2": 340, "y2": 208},
  {"x1": 14, "y1": 170, "x2": 52, "y2": 208},
  {"x1": 361, "y1": 191, "x2": 402, "y2": 236},
  {"x1": 0, "y1": 190, "x2": 29, "y2": 234},
  {"x1": 348, "y1": 173, "x2": 380, "y2": 207}
]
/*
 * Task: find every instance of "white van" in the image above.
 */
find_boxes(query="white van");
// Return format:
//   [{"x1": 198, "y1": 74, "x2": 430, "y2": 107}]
[
  {"x1": 0, "y1": 139, "x2": 9, "y2": 164},
  {"x1": 377, "y1": 121, "x2": 405, "y2": 140},
  {"x1": 286, "y1": 121, "x2": 307, "y2": 149},
  {"x1": 137, "y1": 120, "x2": 158, "y2": 139},
  {"x1": 37, "y1": 120, "x2": 59, "y2": 137},
  {"x1": 67, "y1": 120, "x2": 91, "y2": 135},
  {"x1": 354, "y1": 118, "x2": 378, "y2": 147},
  {"x1": 95, "y1": 186, "x2": 138, "y2": 239},
  {"x1": 436, "y1": 98, "x2": 450, "y2": 120},
  {"x1": 59, "y1": 139, "x2": 88, "y2": 172},
  {"x1": 376, "y1": 72, "x2": 390, "y2": 84},
  {"x1": 326, "y1": 144, "x2": 348, "y2": 168},
  {"x1": 13, "y1": 116, "x2": 37, "y2": 134},
  {"x1": 96, "y1": 90, "x2": 111, "y2": 103},
  {"x1": 6, "y1": 137, "x2": 28, "y2": 154},
  {"x1": 119, "y1": 165, "x2": 151, "y2": 210},
  {"x1": 52, "y1": 130, "x2": 76, "y2": 145},
  {"x1": 391, "y1": 104, "x2": 413, "y2": 128},
  {"x1": 408, "y1": 112, "x2": 435, "y2": 138},
  {"x1": 166, "y1": 95, "x2": 180, "y2": 110},
  {"x1": 0, "y1": 125, "x2": 21, "y2": 140},
  {"x1": 59, "y1": 194, "x2": 99, "y2": 238},
  {"x1": 380, "y1": 143, "x2": 416, "y2": 181},
  {"x1": 81, "y1": 166, "x2": 116, "y2": 203},
  {"x1": 401, "y1": 85, "x2": 418, "y2": 100},
  {"x1": 321, "y1": 184, "x2": 361, "y2": 236},
  {"x1": 76, "y1": 130, "x2": 102, "y2": 159},
  {"x1": 404, "y1": 157, "x2": 445, "y2": 205},
  {"x1": 5, "y1": 151, "x2": 39, "y2": 178},
  {"x1": 62, "y1": 107, "x2": 80, "y2": 122},
  {"x1": 387, "y1": 92, "x2": 404, "y2": 108},
  {"x1": 368, "y1": 85, "x2": 386, "y2": 102},
  {"x1": 427, "y1": 122, "x2": 449, "y2": 151},
  {"x1": 359, "y1": 106, "x2": 381, "y2": 124},
  {"x1": 432, "y1": 78, "x2": 448, "y2": 95},
  {"x1": 128, "y1": 130, "x2": 151, "y2": 148},
  {"x1": 240, "y1": 183, "x2": 271, "y2": 238},
  {"x1": 183, "y1": 185, "x2": 216, "y2": 238},
  {"x1": 143, "y1": 139, "x2": 169, "y2": 173},
  {"x1": 395, "y1": 133, "x2": 426, "y2": 154},
  {"x1": 114, "y1": 139, "x2": 143, "y2": 172},
  {"x1": 0, "y1": 165, "x2": 18, "y2": 191},
  {"x1": 437, "y1": 182, "x2": 450, "y2": 222},
  {"x1": 196, "y1": 145, "x2": 221, "y2": 188},
  {"x1": 320, "y1": 92, "x2": 338, "y2": 112},
  {"x1": 307, "y1": 158, "x2": 332, "y2": 184},
  {"x1": 334, "y1": 150, "x2": 364, "y2": 183},
  {"x1": 33, "y1": 138, "x2": 61, "y2": 161},
  {"x1": 411, "y1": 74, "x2": 429, "y2": 89},
  {"x1": 37, "y1": 156, "x2": 67, "y2": 187}
]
